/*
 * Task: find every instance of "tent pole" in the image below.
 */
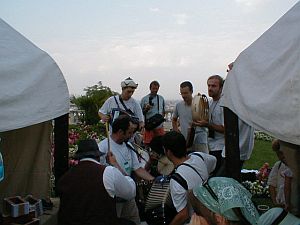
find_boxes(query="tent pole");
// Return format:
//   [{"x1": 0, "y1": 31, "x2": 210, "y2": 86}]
[
  {"x1": 224, "y1": 107, "x2": 240, "y2": 181},
  {"x1": 54, "y1": 113, "x2": 69, "y2": 194}
]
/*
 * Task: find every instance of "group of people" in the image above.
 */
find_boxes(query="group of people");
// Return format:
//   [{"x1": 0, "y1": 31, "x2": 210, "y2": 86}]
[{"x1": 56, "y1": 74, "x2": 299, "y2": 225}]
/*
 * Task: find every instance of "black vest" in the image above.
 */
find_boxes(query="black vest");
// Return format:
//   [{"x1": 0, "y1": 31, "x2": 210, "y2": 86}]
[{"x1": 57, "y1": 161, "x2": 119, "y2": 225}]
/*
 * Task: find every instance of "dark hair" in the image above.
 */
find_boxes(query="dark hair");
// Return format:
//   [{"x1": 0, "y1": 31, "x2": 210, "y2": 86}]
[
  {"x1": 149, "y1": 136, "x2": 164, "y2": 155},
  {"x1": 112, "y1": 115, "x2": 131, "y2": 133},
  {"x1": 272, "y1": 139, "x2": 280, "y2": 152},
  {"x1": 162, "y1": 131, "x2": 187, "y2": 158},
  {"x1": 207, "y1": 75, "x2": 224, "y2": 88},
  {"x1": 180, "y1": 81, "x2": 193, "y2": 93},
  {"x1": 150, "y1": 80, "x2": 160, "y2": 89}
]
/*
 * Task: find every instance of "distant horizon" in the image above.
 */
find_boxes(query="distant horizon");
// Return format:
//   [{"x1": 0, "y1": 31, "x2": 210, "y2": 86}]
[{"x1": 1, "y1": 0, "x2": 298, "y2": 99}]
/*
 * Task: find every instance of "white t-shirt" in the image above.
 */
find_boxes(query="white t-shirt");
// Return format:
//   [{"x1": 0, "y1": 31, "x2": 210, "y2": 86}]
[
  {"x1": 99, "y1": 138, "x2": 141, "y2": 176},
  {"x1": 80, "y1": 158, "x2": 136, "y2": 200},
  {"x1": 208, "y1": 100, "x2": 224, "y2": 151},
  {"x1": 170, "y1": 153, "x2": 216, "y2": 213},
  {"x1": 267, "y1": 161, "x2": 293, "y2": 205},
  {"x1": 222, "y1": 118, "x2": 255, "y2": 160},
  {"x1": 99, "y1": 95, "x2": 144, "y2": 122},
  {"x1": 173, "y1": 101, "x2": 208, "y2": 144}
]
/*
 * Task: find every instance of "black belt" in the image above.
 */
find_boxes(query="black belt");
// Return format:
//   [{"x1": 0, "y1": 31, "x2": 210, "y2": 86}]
[{"x1": 115, "y1": 197, "x2": 127, "y2": 203}]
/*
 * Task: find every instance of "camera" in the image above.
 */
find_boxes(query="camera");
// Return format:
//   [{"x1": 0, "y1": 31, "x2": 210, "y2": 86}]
[{"x1": 149, "y1": 96, "x2": 154, "y2": 106}]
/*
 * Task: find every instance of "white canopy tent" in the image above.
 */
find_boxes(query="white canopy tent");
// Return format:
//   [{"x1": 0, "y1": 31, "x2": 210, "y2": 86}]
[
  {"x1": 221, "y1": 2, "x2": 300, "y2": 145},
  {"x1": 221, "y1": 2, "x2": 300, "y2": 214},
  {"x1": 0, "y1": 18, "x2": 69, "y2": 202},
  {"x1": 0, "y1": 18, "x2": 69, "y2": 132}
]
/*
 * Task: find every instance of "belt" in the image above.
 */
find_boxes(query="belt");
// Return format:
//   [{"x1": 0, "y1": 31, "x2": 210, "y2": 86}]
[{"x1": 115, "y1": 197, "x2": 127, "y2": 203}]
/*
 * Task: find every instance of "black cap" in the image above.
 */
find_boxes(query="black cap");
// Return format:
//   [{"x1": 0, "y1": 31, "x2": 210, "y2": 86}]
[{"x1": 74, "y1": 139, "x2": 104, "y2": 159}]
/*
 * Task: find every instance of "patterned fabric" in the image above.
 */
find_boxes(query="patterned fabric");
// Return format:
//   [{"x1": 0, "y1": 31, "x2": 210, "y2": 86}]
[{"x1": 193, "y1": 177, "x2": 259, "y2": 225}]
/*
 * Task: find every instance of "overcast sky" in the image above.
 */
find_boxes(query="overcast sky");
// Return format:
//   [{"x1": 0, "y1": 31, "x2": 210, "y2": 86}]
[{"x1": 1, "y1": 0, "x2": 298, "y2": 100}]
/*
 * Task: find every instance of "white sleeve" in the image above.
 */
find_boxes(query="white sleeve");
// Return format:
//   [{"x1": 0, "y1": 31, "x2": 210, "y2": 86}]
[
  {"x1": 173, "y1": 104, "x2": 179, "y2": 118},
  {"x1": 267, "y1": 162, "x2": 279, "y2": 187},
  {"x1": 103, "y1": 166, "x2": 136, "y2": 200},
  {"x1": 140, "y1": 96, "x2": 146, "y2": 109},
  {"x1": 131, "y1": 150, "x2": 142, "y2": 170},
  {"x1": 99, "y1": 96, "x2": 113, "y2": 114},
  {"x1": 99, "y1": 139, "x2": 108, "y2": 154},
  {"x1": 133, "y1": 99, "x2": 144, "y2": 122},
  {"x1": 200, "y1": 152, "x2": 217, "y2": 175},
  {"x1": 98, "y1": 139, "x2": 109, "y2": 165},
  {"x1": 283, "y1": 167, "x2": 293, "y2": 178},
  {"x1": 170, "y1": 179, "x2": 187, "y2": 212}
]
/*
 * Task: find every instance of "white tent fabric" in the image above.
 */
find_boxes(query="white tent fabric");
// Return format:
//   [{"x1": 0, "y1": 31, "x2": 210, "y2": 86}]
[
  {"x1": 221, "y1": 2, "x2": 300, "y2": 145},
  {"x1": 0, "y1": 18, "x2": 69, "y2": 132}
]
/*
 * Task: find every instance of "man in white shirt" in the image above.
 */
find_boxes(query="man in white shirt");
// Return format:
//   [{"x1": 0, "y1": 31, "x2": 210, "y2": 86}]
[
  {"x1": 57, "y1": 139, "x2": 136, "y2": 225},
  {"x1": 172, "y1": 81, "x2": 208, "y2": 153},
  {"x1": 98, "y1": 77, "x2": 144, "y2": 131},
  {"x1": 99, "y1": 115, "x2": 154, "y2": 225},
  {"x1": 140, "y1": 80, "x2": 165, "y2": 146},
  {"x1": 194, "y1": 75, "x2": 225, "y2": 174},
  {"x1": 162, "y1": 131, "x2": 216, "y2": 225}
]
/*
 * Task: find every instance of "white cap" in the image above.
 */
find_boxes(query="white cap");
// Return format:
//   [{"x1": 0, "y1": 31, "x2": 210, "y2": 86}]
[{"x1": 121, "y1": 77, "x2": 138, "y2": 88}]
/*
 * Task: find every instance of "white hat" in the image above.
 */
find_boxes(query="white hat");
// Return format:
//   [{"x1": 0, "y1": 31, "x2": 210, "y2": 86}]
[{"x1": 121, "y1": 77, "x2": 138, "y2": 88}]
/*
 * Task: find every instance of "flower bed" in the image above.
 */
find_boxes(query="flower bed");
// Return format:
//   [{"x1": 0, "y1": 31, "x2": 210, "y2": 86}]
[
  {"x1": 242, "y1": 163, "x2": 271, "y2": 199},
  {"x1": 242, "y1": 180, "x2": 270, "y2": 198},
  {"x1": 254, "y1": 131, "x2": 273, "y2": 142},
  {"x1": 68, "y1": 123, "x2": 106, "y2": 165}
]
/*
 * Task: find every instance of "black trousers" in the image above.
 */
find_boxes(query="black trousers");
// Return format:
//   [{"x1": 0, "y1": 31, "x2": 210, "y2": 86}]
[{"x1": 209, "y1": 150, "x2": 222, "y2": 176}]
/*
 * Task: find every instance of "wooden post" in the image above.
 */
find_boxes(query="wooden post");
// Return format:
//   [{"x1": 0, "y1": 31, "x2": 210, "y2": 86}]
[
  {"x1": 54, "y1": 113, "x2": 69, "y2": 194},
  {"x1": 224, "y1": 107, "x2": 240, "y2": 181}
]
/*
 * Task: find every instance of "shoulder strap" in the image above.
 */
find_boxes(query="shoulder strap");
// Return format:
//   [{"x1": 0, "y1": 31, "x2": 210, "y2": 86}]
[
  {"x1": 180, "y1": 163, "x2": 205, "y2": 182},
  {"x1": 162, "y1": 97, "x2": 165, "y2": 113},
  {"x1": 171, "y1": 173, "x2": 188, "y2": 190},
  {"x1": 118, "y1": 95, "x2": 129, "y2": 111},
  {"x1": 156, "y1": 95, "x2": 159, "y2": 112},
  {"x1": 190, "y1": 152, "x2": 205, "y2": 162},
  {"x1": 125, "y1": 142, "x2": 135, "y2": 151},
  {"x1": 271, "y1": 209, "x2": 288, "y2": 225},
  {"x1": 125, "y1": 142, "x2": 147, "y2": 162},
  {"x1": 278, "y1": 161, "x2": 282, "y2": 170},
  {"x1": 171, "y1": 154, "x2": 206, "y2": 190},
  {"x1": 114, "y1": 95, "x2": 120, "y2": 109},
  {"x1": 119, "y1": 95, "x2": 135, "y2": 116}
]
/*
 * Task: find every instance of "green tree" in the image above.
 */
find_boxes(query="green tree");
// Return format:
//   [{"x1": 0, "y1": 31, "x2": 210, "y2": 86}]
[{"x1": 71, "y1": 82, "x2": 118, "y2": 125}]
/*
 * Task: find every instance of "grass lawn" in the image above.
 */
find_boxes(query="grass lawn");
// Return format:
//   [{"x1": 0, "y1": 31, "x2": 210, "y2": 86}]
[
  {"x1": 242, "y1": 139, "x2": 278, "y2": 209},
  {"x1": 244, "y1": 139, "x2": 278, "y2": 170}
]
